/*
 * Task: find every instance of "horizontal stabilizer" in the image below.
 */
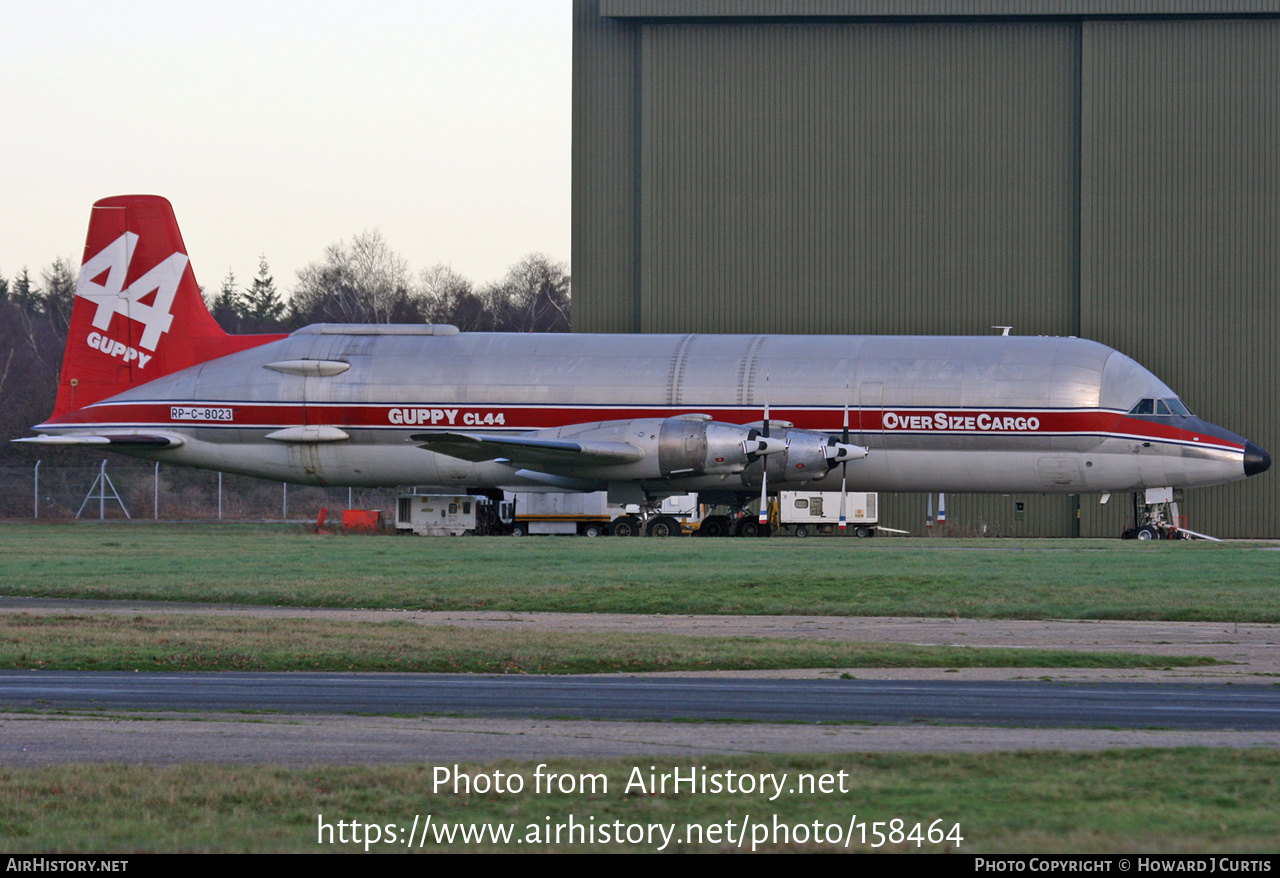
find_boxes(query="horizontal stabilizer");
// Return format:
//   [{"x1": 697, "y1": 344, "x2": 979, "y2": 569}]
[
  {"x1": 413, "y1": 431, "x2": 645, "y2": 469},
  {"x1": 14, "y1": 433, "x2": 185, "y2": 448}
]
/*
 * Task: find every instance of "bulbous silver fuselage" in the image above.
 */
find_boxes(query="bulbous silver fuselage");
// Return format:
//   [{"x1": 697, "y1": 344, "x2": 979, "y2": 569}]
[{"x1": 45, "y1": 328, "x2": 1266, "y2": 496}]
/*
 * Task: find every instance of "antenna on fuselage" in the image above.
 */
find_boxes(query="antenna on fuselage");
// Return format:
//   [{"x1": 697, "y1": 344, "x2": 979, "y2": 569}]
[{"x1": 992, "y1": 326, "x2": 1013, "y2": 336}]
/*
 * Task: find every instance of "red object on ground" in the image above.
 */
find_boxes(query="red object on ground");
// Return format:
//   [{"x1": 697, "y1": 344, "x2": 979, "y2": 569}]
[{"x1": 342, "y1": 510, "x2": 383, "y2": 533}]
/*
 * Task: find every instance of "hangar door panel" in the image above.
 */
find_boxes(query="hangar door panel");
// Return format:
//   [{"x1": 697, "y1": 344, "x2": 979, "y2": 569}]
[{"x1": 638, "y1": 21, "x2": 1079, "y2": 338}]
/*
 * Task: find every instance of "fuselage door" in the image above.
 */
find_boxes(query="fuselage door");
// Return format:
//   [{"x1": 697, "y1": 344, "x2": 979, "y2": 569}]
[
  {"x1": 262, "y1": 358, "x2": 351, "y2": 481},
  {"x1": 1036, "y1": 456, "x2": 1084, "y2": 489}
]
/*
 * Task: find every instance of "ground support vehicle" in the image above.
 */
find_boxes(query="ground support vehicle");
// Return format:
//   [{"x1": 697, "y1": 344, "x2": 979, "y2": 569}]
[
  {"x1": 507, "y1": 491, "x2": 619, "y2": 536},
  {"x1": 777, "y1": 491, "x2": 880, "y2": 538},
  {"x1": 395, "y1": 494, "x2": 497, "y2": 536}
]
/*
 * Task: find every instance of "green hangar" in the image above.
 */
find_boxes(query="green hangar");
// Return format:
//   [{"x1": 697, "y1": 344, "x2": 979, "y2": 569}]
[{"x1": 571, "y1": 1, "x2": 1280, "y2": 538}]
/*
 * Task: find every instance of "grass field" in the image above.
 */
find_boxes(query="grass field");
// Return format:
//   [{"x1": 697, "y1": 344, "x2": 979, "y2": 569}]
[
  {"x1": 0, "y1": 613, "x2": 1219, "y2": 673},
  {"x1": 1, "y1": 750, "x2": 1277, "y2": 853},
  {"x1": 2, "y1": 521, "x2": 1277, "y2": 854},
  {"x1": 3, "y1": 522, "x2": 1279, "y2": 620}
]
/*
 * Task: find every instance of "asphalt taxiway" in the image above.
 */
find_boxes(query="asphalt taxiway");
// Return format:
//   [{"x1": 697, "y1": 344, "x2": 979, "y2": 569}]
[
  {"x1": 3, "y1": 601, "x2": 1279, "y2": 763},
  {"x1": 3, "y1": 671, "x2": 1279, "y2": 728}
]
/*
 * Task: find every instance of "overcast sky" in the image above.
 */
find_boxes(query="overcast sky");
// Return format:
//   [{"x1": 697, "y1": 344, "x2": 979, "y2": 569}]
[{"x1": 1, "y1": 0, "x2": 571, "y2": 295}]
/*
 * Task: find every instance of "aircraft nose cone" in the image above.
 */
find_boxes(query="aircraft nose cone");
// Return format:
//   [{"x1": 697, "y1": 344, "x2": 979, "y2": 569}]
[{"x1": 1244, "y1": 441, "x2": 1271, "y2": 477}]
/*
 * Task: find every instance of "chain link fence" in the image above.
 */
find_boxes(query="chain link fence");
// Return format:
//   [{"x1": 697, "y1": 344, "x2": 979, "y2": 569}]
[{"x1": 0, "y1": 462, "x2": 402, "y2": 522}]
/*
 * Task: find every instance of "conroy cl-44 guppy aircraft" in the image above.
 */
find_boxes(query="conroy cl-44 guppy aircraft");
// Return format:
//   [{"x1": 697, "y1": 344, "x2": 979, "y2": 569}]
[{"x1": 20, "y1": 196, "x2": 1271, "y2": 535}]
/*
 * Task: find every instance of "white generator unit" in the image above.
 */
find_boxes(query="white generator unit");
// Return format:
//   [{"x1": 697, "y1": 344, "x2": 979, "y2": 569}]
[
  {"x1": 778, "y1": 491, "x2": 878, "y2": 537},
  {"x1": 395, "y1": 494, "x2": 482, "y2": 536}
]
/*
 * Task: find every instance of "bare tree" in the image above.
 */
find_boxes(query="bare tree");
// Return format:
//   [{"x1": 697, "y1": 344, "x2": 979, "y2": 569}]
[
  {"x1": 481, "y1": 253, "x2": 571, "y2": 333},
  {"x1": 418, "y1": 264, "x2": 489, "y2": 330},
  {"x1": 291, "y1": 230, "x2": 417, "y2": 325}
]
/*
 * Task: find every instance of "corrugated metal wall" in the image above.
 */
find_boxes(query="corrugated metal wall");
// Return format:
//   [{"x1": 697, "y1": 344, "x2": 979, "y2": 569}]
[
  {"x1": 573, "y1": 2, "x2": 1280, "y2": 537},
  {"x1": 1078, "y1": 19, "x2": 1280, "y2": 538},
  {"x1": 572, "y1": 1, "x2": 642, "y2": 331},
  {"x1": 638, "y1": 22, "x2": 1081, "y2": 337},
  {"x1": 875, "y1": 493, "x2": 1076, "y2": 539}
]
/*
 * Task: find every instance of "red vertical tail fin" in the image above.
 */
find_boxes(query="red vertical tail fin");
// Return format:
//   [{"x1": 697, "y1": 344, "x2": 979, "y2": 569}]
[{"x1": 51, "y1": 195, "x2": 285, "y2": 419}]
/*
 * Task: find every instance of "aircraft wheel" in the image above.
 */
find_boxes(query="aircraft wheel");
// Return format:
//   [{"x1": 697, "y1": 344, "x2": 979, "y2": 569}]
[
  {"x1": 511, "y1": 525, "x2": 526, "y2": 537},
  {"x1": 854, "y1": 526, "x2": 872, "y2": 539},
  {"x1": 793, "y1": 525, "x2": 809, "y2": 538},
  {"x1": 583, "y1": 524, "x2": 603, "y2": 538},
  {"x1": 737, "y1": 519, "x2": 760, "y2": 538},
  {"x1": 699, "y1": 515, "x2": 731, "y2": 537},
  {"x1": 1136, "y1": 526, "x2": 1159, "y2": 541},
  {"x1": 647, "y1": 515, "x2": 681, "y2": 537},
  {"x1": 611, "y1": 516, "x2": 641, "y2": 537}
]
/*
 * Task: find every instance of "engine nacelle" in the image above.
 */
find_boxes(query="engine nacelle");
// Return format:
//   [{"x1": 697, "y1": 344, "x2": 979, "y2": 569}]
[
  {"x1": 739, "y1": 427, "x2": 870, "y2": 487},
  {"x1": 532, "y1": 416, "x2": 769, "y2": 480},
  {"x1": 657, "y1": 416, "x2": 772, "y2": 477},
  {"x1": 519, "y1": 416, "x2": 865, "y2": 484}
]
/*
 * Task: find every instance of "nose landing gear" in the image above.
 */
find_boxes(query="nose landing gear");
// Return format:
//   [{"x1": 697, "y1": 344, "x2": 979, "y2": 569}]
[{"x1": 1120, "y1": 488, "x2": 1218, "y2": 541}]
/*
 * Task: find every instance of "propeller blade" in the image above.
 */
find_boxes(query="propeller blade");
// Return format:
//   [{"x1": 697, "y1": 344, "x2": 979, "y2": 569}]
[
  {"x1": 762, "y1": 376, "x2": 770, "y2": 438},
  {"x1": 759, "y1": 375, "x2": 770, "y2": 529},
  {"x1": 759, "y1": 469, "x2": 769, "y2": 527},
  {"x1": 842, "y1": 383, "x2": 850, "y2": 444},
  {"x1": 839, "y1": 384, "x2": 849, "y2": 530}
]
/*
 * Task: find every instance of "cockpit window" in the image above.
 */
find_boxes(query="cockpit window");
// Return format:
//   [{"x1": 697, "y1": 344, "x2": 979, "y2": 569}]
[{"x1": 1129, "y1": 398, "x2": 1193, "y2": 417}]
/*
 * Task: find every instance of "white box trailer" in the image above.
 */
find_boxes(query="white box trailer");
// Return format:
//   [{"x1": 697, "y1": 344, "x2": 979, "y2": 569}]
[
  {"x1": 394, "y1": 494, "x2": 484, "y2": 536},
  {"x1": 508, "y1": 491, "x2": 619, "y2": 536},
  {"x1": 507, "y1": 491, "x2": 701, "y2": 536},
  {"x1": 777, "y1": 491, "x2": 879, "y2": 537}
]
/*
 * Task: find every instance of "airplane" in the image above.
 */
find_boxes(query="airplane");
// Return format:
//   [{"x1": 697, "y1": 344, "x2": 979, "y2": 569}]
[{"x1": 18, "y1": 195, "x2": 1271, "y2": 537}]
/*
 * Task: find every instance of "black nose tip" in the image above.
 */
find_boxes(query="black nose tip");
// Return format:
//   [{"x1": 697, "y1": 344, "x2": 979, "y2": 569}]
[{"x1": 1245, "y1": 441, "x2": 1271, "y2": 477}]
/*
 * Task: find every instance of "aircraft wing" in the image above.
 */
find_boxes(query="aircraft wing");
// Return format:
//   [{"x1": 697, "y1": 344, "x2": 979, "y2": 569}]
[{"x1": 413, "y1": 432, "x2": 645, "y2": 470}]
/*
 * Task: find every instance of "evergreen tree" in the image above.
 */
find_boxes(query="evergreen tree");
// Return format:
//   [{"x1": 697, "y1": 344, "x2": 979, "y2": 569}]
[
  {"x1": 10, "y1": 268, "x2": 37, "y2": 313},
  {"x1": 39, "y1": 258, "x2": 78, "y2": 337},
  {"x1": 210, "y1": 269, "x2": 243, "y2": 332},
  {"x1": 241, "y1": 255, "x2": 285, "y2": 329}
]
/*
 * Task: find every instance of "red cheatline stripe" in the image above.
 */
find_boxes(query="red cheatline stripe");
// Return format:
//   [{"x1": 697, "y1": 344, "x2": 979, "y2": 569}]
[{"x1": 42, "y1": 402, "x2": 1243, "y2": 453}]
